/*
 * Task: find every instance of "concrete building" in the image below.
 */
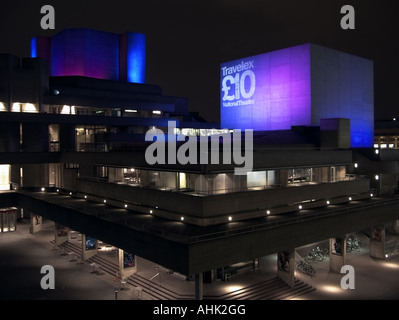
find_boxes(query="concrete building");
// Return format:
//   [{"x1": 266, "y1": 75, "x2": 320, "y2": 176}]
[{"x1": 1, "y1": 29, "x2": 399, "y2": 300}]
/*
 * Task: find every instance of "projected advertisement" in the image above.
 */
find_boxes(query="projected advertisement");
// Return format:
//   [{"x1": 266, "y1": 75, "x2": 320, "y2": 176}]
[
  {"x1": 220, "y1": 43, "x2": 374, "y2": 148},
  {"x1": 220, "y1": 44, "x2": 311, "y2": 132}
]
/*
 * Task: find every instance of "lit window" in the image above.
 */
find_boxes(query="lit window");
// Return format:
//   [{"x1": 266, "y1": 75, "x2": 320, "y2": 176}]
[
  {"x1": 11, "y1": 103, "x2": 21, "y2": 112},
  {"x1": 152, "y1": 110, "x2": 162, "y2": 115},
  {"x1": 22, "y1": 103, "x2": 38, "y2": 113},
  {"x1": 61, "y1": 105, "x2": 76, "y2": 114},
  {"x1": 0, "y1": 102, "x2": 6, "y2": 112},
  {"x1": 0, "y1": 165, "x2": 10, "y2": 190}
]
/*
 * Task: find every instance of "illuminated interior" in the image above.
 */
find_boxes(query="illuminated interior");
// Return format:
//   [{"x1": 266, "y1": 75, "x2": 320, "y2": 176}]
[
  {"x1": 0, "y1": 165, "x2": 10, "y2": 190},
  {"x1": 11, "y1": 103, "x2": 38, "y2": 113}
]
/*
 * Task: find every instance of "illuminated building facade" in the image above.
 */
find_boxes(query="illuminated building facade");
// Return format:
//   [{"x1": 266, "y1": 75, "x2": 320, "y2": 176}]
[
  {"x1": 31, "y1": 28, "x2": 146, "y2": 83},
  {"x1": 220, "y1": 43, "x2": 374, "y2": 148},
  {"x1": 2, "y1": 30, "x2": 399, "y2": 300}
]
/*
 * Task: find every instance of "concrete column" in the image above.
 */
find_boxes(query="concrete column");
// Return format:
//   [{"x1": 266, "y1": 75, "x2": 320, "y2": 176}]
[
  {"x1": 0, "y1": 123, "x2": 20, "y2": 152},
  {"x1": 21, "y1": 164, "x2": 49, "y2": 188},
  {"x1": 29, "y1": 212, "x2": 42, "y2": 233},
  {"x1": 118, "y1": 249, "x2": 137, "y2": 279},
  {"x1": 278, "y1": 170, "x2": 288, "y2": 187},
  {"x1": 370, "y1": 226, "x2": 385, "y2": 259},
  {"x1": 22, "y1": 123, "x2": 49, "y2": 152},
  {"x1": 59, "y1": 124, "x2": 76, "y2": 152},
  {"x1": 82, "y1": 234, "x2": 98, "y2": 260},
  {"x1": 391, "y1": 220, "x2": 399, "y2": 235},
  {"x1": 195, "y1": 273, "x2": 203, "y2": 300},
  {"x1": 277, "y1": 249, "x2": 295, "y2": 288},
  {"x1": 54, "y1": 222, "x2": 69, "y2": 245},
  {"x1": 329, "y1": 236, "x2": 347, "y2": 273}
]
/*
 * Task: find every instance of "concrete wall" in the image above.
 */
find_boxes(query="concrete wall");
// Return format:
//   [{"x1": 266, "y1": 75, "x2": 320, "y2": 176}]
[
  {"x1": 311, "y1": 44, "x2": 374, "y2": 148},
  {"x1": 22, "y1": 164, "x2": 49, "y2": 188},
  {"x1": 72, "y1": 178, "x2": 369, "y2": 226}
]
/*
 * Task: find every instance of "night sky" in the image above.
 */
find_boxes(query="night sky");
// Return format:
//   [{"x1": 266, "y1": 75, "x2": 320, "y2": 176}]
[{"x1": 1, "y1": 0, "x2": 398, "y2": 123}]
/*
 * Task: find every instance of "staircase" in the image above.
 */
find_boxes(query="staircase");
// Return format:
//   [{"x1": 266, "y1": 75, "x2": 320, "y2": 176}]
[
  {"x1": 52, "y1": 240, "x2": 316, "y2": 300},
  {"x1": 207, "y1": 277, "x2": 315, "y2": 300}
]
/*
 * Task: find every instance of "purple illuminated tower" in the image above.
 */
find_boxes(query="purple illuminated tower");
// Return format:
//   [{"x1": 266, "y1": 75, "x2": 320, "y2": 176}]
[
  {"x1": 220, "y1": 43, "x2": 374, "y2": 148},
  {"x1": 31, "y1": 28, "x2": 145, "y2": 84}
]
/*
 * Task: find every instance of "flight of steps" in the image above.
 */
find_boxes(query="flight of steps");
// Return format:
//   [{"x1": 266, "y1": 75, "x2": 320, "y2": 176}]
[
  {"x1": 51, "y1": 240, "x2": 315, "y2": 300},
  {"x1": 207, "y1": 277, "x2": 315, "y2": 300}
]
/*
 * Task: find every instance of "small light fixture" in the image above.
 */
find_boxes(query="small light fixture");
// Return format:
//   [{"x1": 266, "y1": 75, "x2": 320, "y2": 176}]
[
  {"x1": 354, "y1": 163, "x2": 358, "y2": 168},
  {"x1": 103, "y1": 199, "x2": 107, "y2": 203},
  {"x1": 375, "y1": 175, "x2": 379, "y2": 180},
  {"x1": 370, "y1": 193, "x2": 374, "y2": 197},
  {"x1": 69, "y1": 192, "x2": 72, "y2": 195},
  {"x1": 349, "y1": 197, "x2": 352, "y2": 201},
  {"x1": 124, "y1": 204, "x2": 128, "y2": 208},
  {"x1": 375, "y1": 149, "x2": 379, "y2": 154},
  {"x1": 150, "y1": 210, "x2": 153, "y2": 214},
  {"x1": 57, "y1": 189, "x2": 60, "y2": 192},
  {"x1": 266, "y1": 210, "x2": 271, "y2": 215},
  {"x1": 298, "y1": 205, "x2": 303, "y2": 210},
  {"x1": 326, "y1": 200, "x2": 330, "y2": 205},
  {"x1": 180, "y1": 216, "x2": 184, "y2": 221},
  {"x1": 84, "y1": 195, "x2": 87, "y2": 199},
  {"x1": 41, "y1": 188, "x2": 45, "y2": 191},
  {"x1": 228, "y1": 216, "x2": 232, "y2": 221}
]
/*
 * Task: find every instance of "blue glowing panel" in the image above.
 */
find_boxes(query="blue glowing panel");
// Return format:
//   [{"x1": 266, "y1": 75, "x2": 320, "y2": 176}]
[
  {"x1": 30, "y1": 38, "x2": 37, "y2": 58},
  {"x1": 220, "y1": 44, "x2": 312, "y2": 131},
  {"x1": 126, "y1": 32, "x2": 146, "y2": 83},
  {"x1": 310, "y1": 44, "x2": 374, "y2": 148}
]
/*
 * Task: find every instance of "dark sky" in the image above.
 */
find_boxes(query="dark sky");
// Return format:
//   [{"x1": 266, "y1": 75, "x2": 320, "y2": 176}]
[{"x1": 1, "y1": 0, "x2": 398, "y2": 122}]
